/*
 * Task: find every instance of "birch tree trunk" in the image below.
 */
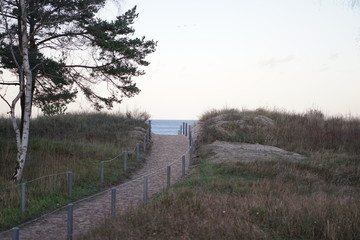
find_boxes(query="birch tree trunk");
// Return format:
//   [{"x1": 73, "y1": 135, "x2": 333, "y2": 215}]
[{"x1": 12, "y1": 0, "x2": 33, "y2": 181}]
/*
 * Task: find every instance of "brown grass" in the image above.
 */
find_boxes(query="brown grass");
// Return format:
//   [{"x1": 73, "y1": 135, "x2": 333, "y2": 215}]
[
  {"x1": 82, "y1": 159, "x2": 360, "y2": 240},
  {"x1": 199, "y1": 108, "x2": 360, "y2": 156},
  {"x1": 79, "y1": 108, "x2": 360, "y2": 240}
]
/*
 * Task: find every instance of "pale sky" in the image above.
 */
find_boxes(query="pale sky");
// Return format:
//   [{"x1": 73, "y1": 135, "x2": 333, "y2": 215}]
[{"x1": 1, "y1": 0, "x2": 360, "y2": 119}]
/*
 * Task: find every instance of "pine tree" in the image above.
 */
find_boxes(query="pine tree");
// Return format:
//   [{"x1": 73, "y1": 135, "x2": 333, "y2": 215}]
[{"x1": 0, "y1": 0, "x2": 156, "y2": 180}]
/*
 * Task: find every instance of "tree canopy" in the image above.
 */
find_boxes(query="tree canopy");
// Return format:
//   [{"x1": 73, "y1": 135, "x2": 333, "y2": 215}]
[
  {"x1": 0, "y1": 0, "x2": 156, "y2": 181},
  {"x1": 0, "y1": 0, "x2": 157, "y2": 114}
]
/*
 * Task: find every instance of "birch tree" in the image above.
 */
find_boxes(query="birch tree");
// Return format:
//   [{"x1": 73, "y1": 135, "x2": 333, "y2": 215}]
[
  {"x1": 0, "y1": 0, "x2": 33, "y2": 181},
  {"x1": 0, "y1": 0, "x2": 156, "y2": 181}
]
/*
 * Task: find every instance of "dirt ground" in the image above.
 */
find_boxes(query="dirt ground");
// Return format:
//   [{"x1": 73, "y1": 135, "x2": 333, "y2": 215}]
[{"x1": 203, "y1": 140, "x2": 307, "y2": 163}]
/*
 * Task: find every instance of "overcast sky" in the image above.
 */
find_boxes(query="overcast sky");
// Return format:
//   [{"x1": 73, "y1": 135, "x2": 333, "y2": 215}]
[{"x1": 1, "y1": 0, "x2": 360, "y2": 119}]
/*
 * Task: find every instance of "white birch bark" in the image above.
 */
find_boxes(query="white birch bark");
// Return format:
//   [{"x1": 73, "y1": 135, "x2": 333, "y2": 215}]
[{"x1": 12, "y1": 0, "x2": 33, "y2": 181}]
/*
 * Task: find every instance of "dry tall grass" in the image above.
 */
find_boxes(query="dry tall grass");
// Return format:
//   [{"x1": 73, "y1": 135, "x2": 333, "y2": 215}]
[
  {"x1": 83, "y1": 159, "x2": 360, "y2": 240},
  {"x1": 199, "y1": 108, "x2": 360, "y2": 156},
  {"x1": 82, "y1": 108, "x2": 359, "y2": 240},
  {"x1": 0, "y1": 111, "x2": 149, "y2": 230}
]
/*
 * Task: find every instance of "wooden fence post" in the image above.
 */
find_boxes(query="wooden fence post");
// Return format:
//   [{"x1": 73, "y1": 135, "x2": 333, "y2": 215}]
[
  {"x1": 189, "y1": 125, "x2": 192, "y2": 146},
  {"x1": 189, "y1": 146, "x2": 193, "y2": 166},
  {"x1": 111, "y1": 187, "x2": 116, "y2": 218},
  {"x1": 167, "y1": 166, "x2": 171, "y2": 188},
  {"x1": 148, "y1": 120, "x2": 152, "y2": 140},
  {"x1": 12, "y1": 227, "x2": 19, "y2": 240},
  {"x1": 100, "y1": 161, "x2": 104, "y2": 184},
  {"x1": 67, "y1": 203, "x2": 73, "y2": 240}
]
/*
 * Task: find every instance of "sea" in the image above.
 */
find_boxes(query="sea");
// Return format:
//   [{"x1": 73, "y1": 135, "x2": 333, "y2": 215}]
[{"x1": 150, "y1": 120, "x2": 197, "y2": 135}]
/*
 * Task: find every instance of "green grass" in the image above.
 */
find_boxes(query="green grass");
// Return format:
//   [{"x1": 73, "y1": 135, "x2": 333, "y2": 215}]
[
  {"x1": 0, "y1": 111, "x2": 149, "y2": 231},
  {"x1": 81, "y1": 108, "x2": 360, "y2": 240}
]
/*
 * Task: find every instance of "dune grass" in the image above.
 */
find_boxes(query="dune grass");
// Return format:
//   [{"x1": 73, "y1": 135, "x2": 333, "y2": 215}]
[
  {"x1": 199, "y1": 108, "x2": 360, "y2": 156},
  {"x1": 82, "y1": 108, "x2": 360, "y2": 240},
  {"x1": 0, "y1": 111, "x2": 149, "y2": 231},
  {"x1": 82, "y1": 160, "x2": 360, "y2": 240}
]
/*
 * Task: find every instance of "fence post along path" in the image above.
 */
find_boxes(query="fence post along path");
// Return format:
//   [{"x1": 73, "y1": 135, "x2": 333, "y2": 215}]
[{"x1": 0, "y1": 124, "x2": 194, "y2": 240}]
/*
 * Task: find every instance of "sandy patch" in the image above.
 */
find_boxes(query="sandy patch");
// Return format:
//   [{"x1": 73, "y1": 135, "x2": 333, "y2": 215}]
[{"x1": 203, "y1": 140, "x2": 307, "y2": 163}]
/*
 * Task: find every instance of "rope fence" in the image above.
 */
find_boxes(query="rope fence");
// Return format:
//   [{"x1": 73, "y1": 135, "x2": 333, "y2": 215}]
[
  {"x1": 0, "y1": 121, "x2": 195, "y2": 240},
  {"x1": 0, "y1": 121, "x2": 152, "y2": 210}
]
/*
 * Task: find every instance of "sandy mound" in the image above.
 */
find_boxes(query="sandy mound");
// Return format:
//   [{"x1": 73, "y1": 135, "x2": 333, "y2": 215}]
[
  {"x1": 203, "y1": 140, "x2": 306, "y2": 163},
  {"x1": 199, "y1": 112, "x2": 277, "y2": 142}
]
